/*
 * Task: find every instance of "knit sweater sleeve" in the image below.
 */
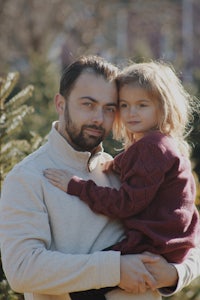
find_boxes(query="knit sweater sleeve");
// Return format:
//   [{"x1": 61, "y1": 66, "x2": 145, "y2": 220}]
[{"x1": 67, "y1": 142, "x2": 170, "y2": 219}]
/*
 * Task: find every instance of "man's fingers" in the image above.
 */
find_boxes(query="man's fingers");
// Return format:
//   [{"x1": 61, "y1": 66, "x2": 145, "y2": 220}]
[
  {"x1": 139, "y1": 255, "x2": 159, "y2": 290},
  {"x1": 140, "y1": 254, "x2": 160, "y2": 263},
  {"x1": 123, "y1": 281, "x2": 147, "y2": 294},
  {"x1": 144, "y1": 274, "x2": 157, "y2": 291}
]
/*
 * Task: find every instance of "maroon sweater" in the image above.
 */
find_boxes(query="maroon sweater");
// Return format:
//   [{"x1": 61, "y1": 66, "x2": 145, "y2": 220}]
[{"x1": 68, "y1": 131, "x2": 200, "y2": 263}]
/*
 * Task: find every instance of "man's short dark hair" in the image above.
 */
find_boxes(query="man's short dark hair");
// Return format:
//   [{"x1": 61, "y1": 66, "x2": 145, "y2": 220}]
[{"x1": 59, "y1": 55, "x2": 119, "y2": 100}]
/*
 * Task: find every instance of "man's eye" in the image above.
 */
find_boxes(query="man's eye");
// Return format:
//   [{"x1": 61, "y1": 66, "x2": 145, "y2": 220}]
[
  {"x1": 105, "y1": 107, "x2": 116, "y2": 113},
  {"x1": 83, "y1": 102, "x2": 92, "y2": 107}
]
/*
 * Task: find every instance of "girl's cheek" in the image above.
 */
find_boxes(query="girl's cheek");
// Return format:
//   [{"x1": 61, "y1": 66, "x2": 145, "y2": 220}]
[{"x1": 120, "y1": 111, "x2": 127, "y2": 121}]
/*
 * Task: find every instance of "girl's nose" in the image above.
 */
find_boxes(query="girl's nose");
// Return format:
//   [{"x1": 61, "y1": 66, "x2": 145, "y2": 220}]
[{"x1": 129, "y1": 106, "x2": 137, "y2": 116}]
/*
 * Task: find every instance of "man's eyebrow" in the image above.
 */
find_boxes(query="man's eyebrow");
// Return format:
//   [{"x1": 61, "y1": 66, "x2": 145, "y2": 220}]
[
  {"x1": 80, "y1": 96, "x2": 117, "y2": 106},
  {"x1": 80, "y1": 96, "x2": 97, "y2": 102}
]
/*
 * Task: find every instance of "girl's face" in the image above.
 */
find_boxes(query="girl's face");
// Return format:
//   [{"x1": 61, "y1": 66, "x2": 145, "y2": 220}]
[{"x1": 119, "y1": 85, "x2": 159, "y2": 140}]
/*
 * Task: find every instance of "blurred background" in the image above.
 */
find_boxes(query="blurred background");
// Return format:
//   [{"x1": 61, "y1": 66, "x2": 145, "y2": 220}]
[{"x1": 0, "y1": 0, "x2": 200, "y2": 299}]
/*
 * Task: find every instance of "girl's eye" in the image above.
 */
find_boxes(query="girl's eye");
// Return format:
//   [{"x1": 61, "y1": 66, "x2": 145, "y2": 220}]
[{"x1": 120, "y1": 103, "x2": 127, "y2": 108}]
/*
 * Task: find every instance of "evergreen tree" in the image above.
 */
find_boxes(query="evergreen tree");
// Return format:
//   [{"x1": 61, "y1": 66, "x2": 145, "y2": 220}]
[
  {"x1": 24, "y1": 53, "x2": 58, "y2": 137},
  {"x1": 0, "y1": 72, "x2": 43, "y2": 185},
  {"x1": 0, "y1": 71, "x2": 43, "y2": 300}
]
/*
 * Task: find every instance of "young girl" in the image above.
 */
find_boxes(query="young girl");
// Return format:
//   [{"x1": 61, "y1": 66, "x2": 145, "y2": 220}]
[{"x1": 44, "y1": 61, "x2": 200, "y2": 298}]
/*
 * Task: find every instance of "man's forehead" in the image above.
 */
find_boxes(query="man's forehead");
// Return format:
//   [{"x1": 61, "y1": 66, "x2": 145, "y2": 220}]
[
  {"x1": 69, "y1": 73, "x2": 117, "y2": 105},
  {"x1": 75, "y1": 70, "x2": 107, "y2": 84},
  {"x1": 73, "y1": 72, "x2": 116, "y2": 92}
]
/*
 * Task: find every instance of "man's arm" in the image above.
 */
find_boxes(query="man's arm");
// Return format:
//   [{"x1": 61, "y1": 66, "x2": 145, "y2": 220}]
[
  {"x1": 0, "y1": 171, "x2": 120, "y2": 294},
  {"x1": 143, "y1": 248, "x2": 200, "y2": 296},
  {"x1": 119, "y1": 254, "x2": 158, "y2": 293},
  {"x1": 0, "y1": 170, "x2": 158, "y2": 295},
  {"x1": 167, "y1": 246, "x2": 200, "y2": 296}
]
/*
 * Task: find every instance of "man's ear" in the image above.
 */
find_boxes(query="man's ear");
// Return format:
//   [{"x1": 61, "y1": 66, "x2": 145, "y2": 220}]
[{"x1": 54, "y1": 93, "x2": 65, "y2": 114}]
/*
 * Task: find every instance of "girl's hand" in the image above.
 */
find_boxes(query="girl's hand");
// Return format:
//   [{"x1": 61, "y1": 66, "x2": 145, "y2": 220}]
[
  {"x1": 101, "y1": 160, "x2": 114, "y2": 172},
  {"x1": 101, "y1": 160, "x2": 121, "y2": 174},
  {"x1": 43, "y1": 169, "x2": 73, "y2": 192}
]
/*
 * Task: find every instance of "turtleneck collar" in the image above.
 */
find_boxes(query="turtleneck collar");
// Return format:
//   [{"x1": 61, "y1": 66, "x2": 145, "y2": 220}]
[{"x1": 47, "y1": 121, "x2": 103, "y2": 172}]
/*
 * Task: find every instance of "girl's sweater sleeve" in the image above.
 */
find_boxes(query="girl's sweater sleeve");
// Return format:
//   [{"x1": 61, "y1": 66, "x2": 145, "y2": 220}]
[{"x1": 67, "y1": 142, "x2": 170, "y2": 219}]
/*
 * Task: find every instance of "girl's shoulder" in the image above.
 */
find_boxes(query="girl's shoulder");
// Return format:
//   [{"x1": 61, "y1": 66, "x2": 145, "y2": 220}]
[
  {"x1": 124, "y1": 132, "x2": 178, "y2": 161},
  {"x1": 137, "y1": 131, "x2": 171, "y2": 147},
  {"x1": 136, "y1": 131, "x2": 178, "y2": 157}
]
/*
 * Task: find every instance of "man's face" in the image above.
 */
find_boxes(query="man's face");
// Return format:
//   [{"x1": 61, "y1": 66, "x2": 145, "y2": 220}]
[{"x1": 58, "y1": 72, "x2": 117, "y2": 152}]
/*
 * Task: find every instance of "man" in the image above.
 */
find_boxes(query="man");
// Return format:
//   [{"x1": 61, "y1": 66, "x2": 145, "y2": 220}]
[{"x1": 0, "y1": 55, "x2": 199, "y2": 300}]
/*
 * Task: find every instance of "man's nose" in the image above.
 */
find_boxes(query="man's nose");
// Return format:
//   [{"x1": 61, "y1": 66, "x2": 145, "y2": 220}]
[{"x1": 92, "y1": 108, "x2": 104, "y2": 124}]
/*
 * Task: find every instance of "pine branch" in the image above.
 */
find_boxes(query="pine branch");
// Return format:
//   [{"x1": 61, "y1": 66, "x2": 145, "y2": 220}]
[
  {"x1": 0, "y1": 72, "x2": 19, "y2": 110},
  {"x1": 2, "y1": 105, "x2": 34, "y2": 138},
  {"x1": 5, "y1": 85, "x2": 34, "y2": 111}
]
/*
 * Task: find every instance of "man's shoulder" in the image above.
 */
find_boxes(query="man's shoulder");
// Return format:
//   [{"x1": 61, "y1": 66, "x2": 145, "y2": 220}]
[{"x1": 6, "y1": 144, "x2": 47, "y2": 179}]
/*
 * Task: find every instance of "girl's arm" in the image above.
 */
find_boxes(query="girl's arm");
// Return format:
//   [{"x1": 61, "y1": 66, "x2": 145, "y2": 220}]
[
  {"x1": 43, "y1": 145, "x2": 167, "y2": 219},
  {"x1": 43, "y1": 169, "x2": 73, "y2": 192},
  {"x1": 43, "y1": 159, "x2": 117, "y2": 192}
]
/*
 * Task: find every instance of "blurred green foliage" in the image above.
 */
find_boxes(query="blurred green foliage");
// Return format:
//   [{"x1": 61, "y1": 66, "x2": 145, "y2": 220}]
[{"x1": 19, "y1": 53, "x2": 58, "y2": 138}]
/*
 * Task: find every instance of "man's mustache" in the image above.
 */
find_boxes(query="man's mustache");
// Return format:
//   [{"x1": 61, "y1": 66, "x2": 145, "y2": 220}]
[{"x1": 83, "y1": 125, "x2": 105, "y2": 133}]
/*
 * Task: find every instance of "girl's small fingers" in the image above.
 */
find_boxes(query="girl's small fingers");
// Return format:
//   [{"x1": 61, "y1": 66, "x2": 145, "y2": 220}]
[
  {"x1": 49, "y1": 180, "x2": 67, "y2": 192},
  {"x1": 44, "y1": 169, "x2": 72, "y2": 180},
  {"x1": 49, "y1": 180, "x2": 64, "y2": 190},
  {"x1": 47, "y1": 179, "x2": 58, "y2": 186},
  {"x1": 44, "y1": 169, "x2": 62, "y2": 175},
  {"x1": 46, "y1": 170, "x2": 59, "y2": 176},
  {"x1": 44, "y1": 172, "x2": 53, "y2": 179},
  {"x1": 45, "y1": 174, "x2": 60, "y2": 183}
]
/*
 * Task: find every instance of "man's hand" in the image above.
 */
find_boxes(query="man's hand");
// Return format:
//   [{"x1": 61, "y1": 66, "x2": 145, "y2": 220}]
[
  {"x1": 143, "y1": 252, "x2": 178, "y2": 289},
  {"x1": 119, "y1": 254, "x2": 159, "y2": 294},
  {"x1": 43, "y1": 168, "x2": 74, "y2": 192}
]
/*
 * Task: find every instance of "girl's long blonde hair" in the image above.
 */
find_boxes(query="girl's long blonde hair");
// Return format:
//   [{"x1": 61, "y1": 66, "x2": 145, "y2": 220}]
[{"x1": 114, "y1": 61, "x2": 199, "y2": 157}]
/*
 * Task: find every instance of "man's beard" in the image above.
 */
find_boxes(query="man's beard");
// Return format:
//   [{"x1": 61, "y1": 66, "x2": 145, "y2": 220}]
[{"x1": 64, "y1": 108, "x2": 106, "y2": 152}]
